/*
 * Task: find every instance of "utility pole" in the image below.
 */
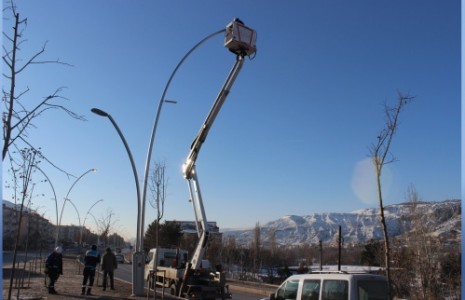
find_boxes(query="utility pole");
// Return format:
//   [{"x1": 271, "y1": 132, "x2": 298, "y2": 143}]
[{"x1": 338, "y1": 225, "x2": 342, "y2": 271}]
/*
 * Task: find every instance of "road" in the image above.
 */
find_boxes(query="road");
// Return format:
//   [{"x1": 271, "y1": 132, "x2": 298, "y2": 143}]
[
  {"x1": 3, "y1": 250, "x2": 45, "y2": 265},
  {"x1": 113, "y1": 263, "x2": 270, "y2": 300}
]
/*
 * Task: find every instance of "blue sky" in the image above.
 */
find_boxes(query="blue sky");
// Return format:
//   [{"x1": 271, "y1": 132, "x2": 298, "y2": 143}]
[{"x1": 2, "y1": 1, "x2": 460, "y2": 242}]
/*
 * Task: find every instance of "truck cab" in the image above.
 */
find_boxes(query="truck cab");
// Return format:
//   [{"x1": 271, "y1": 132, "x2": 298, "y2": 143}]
[
  {"x1": 268, "y1": 272, "x2": 389, "y2": 300},
  {"x1": 145, "y1": 248, "x2": 188, "y2": 275},
  {"x1": 144, "y1": 247, "x2": 230, "y2": 300}
]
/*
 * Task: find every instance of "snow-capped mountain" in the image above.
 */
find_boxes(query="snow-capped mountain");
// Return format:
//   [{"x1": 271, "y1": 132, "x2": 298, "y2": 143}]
[{"x1": 222, "y1": 200, "x2": 461, "y2": 246}]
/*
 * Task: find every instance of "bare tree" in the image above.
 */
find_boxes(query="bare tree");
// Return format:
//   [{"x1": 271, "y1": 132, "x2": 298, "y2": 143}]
[
  {"x1": 5, "y1": 147, "x2": 41, "y2": 300},
  {"x1": 149, "y1": 161, "x2": 168, "y2": 220},
  {"x1": 402, "y1": 186, "x2": 457, "y2": 299},
  {"x1": 2, "y1": 1, "x2": 84, "y2": 161},
  {"x1": 369, "y1": 92, "x2": 414, "y2": 288},
  {"x1": 148, "y1": 161, "x2": 168, "y2": 252},
  {"x1": 222, "y1": 236, "x2": 237, "y2": 273},
  {"x1": 98, "y1": 209, "x2": 118, "y2": 247}
]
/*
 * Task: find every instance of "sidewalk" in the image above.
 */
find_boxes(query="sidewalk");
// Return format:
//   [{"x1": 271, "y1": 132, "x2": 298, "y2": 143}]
[{"x1": 2, "y1": 256, "x2": 154, "y2": 300}]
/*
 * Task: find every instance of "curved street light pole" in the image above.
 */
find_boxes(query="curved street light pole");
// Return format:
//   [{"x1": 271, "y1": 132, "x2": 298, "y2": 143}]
[
  {"x1": 87, "y1": 212, "x2": 101, "y2": 246},
  {"x1": 133, "y1": 29, "x2": 226, "y2": 297},
  {"x1": 80, "y1": 199, "x2": 104, "y2": 246},
  {"x1": 139, "y1": 29, "x2": 226, "y2": 252},
  {"x1": 56, "y1": 168, "x2": 96, "y2": 246},
  {"x1": 34, "y1": 166, "x2": 59, "y2": 247},
  {"x1": 64, "y1": 198, "x2": 81, "y2": 244},
  {"x1": 90, "y1": 108, "x2": 142, "y2": 252},
  {"x1": 91, "y1": 108, "x2": 146, "y2": 297}
]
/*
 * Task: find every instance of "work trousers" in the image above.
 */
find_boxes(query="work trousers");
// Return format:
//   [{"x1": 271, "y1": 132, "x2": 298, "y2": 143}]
[
  {"x1": 48, "y1": 270, "x2": 60, "y2": 288},
  {"x1": 102, "y1": 270, "x2": 114, "y2": 289},
  {"x1": 82, "y1": 267, "x2": 96, "y2": 288}
]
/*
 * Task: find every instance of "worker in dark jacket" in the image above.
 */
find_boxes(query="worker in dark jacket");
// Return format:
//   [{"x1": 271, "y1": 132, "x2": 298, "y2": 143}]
[
  {"x1": 81, "y1": 244, "x2": 101, "y2": 295},
  {"x1": 101, "y1": 247, "x2": 118, "y2": 291},
  {"x1": 45, "y1": 246, "x2": 63, "y2": 294}
]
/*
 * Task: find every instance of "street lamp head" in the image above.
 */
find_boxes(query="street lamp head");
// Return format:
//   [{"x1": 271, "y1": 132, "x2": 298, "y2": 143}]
[
  {"x1": 225, "y1": 18, "x2": 257, "y2": 57},
  {"x1": 91, "y1": 108, "x2": 109, "y2": 117}
]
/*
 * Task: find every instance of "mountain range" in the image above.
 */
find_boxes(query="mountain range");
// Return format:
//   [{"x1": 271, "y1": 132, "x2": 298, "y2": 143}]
[{"x1": 221, "y1": 199, "x2": 461, "y2": 246}]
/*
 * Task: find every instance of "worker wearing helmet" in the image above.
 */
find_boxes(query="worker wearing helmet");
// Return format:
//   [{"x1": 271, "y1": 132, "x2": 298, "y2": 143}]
[
  {"x1": 45, "y1": 246, "x2": 63, "y2": 294},
  {"x1": 81, "y1": 244, "x2": 101, "y2": 295}
]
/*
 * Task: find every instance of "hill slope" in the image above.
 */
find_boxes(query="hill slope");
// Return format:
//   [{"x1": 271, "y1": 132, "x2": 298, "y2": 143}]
[{"x1": 222, "y1": 200, "x2": 461, "y2": 246}]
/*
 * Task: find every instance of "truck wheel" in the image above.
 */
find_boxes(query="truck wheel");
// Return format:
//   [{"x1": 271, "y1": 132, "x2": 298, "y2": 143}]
[
  {"x1": 147, "y1": 277, "x2": 153, "y2": 289},
  {"x1": 169, "y1": 283, "x2": 177, "y2": 296}
]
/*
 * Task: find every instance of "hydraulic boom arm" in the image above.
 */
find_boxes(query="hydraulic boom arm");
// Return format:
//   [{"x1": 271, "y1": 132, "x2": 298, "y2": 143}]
[
  {"x1": 182, "y1": 55, "x2": 244, "y2": 180},
  {"x1": 182, "y1": 19, "x2": 256, "y2": 270},
  {"x1": 183, "y1": 56, "x2": 244, "y2": 270}
]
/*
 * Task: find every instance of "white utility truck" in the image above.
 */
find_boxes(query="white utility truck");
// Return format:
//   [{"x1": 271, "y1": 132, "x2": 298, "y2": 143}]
[
  {"x1": 145, "y1": 247, "x2": 227, "y2": 299},
  {"x1": 145, "y1": 18, "x2": 256, "y2": 300}
]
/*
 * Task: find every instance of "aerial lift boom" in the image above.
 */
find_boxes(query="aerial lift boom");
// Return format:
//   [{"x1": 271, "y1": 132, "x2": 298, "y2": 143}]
[{"x1": 182, "y1": 19, "x2": 256, "y2": 271}]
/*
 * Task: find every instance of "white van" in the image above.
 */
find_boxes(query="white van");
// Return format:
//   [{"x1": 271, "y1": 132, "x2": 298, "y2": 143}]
[{"x1": 267, "y1": 272, "x2": 389, "y2": 300}]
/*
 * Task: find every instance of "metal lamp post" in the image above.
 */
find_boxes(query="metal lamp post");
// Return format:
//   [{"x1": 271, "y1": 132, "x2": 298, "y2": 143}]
[
  {"x1": 90, "y1": 108, "x2": 146, "y2": 296},
  {"x1": 91, "y1": 102, "x2": 175, "y2": 296},
  {"x1": 65, "y1": 198, "x2": 82, "y2": 244},
  {"x1": 90, "y1": 108, "x2": 142, "y2": 251},
  {"x1": 134, "y1": 28, "x2": 228, "y2": 298},
  {"x1": 56, "y1": 168, "x2": 96, "y2": 247},
  {"x1": 34, "y1": 166, "x2": 59, "y2": 247},
  {"x1": 87, "y1": 212, "x2": 101, "y2": 246},
  {"x1": 80, "y1": 199, "x2": 104, "y2": 247}
]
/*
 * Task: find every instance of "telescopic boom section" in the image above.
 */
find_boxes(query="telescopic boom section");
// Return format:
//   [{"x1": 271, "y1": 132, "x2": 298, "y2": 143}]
[{"x1": 182, "y1": 55, "x2": 244, "y2": 180}]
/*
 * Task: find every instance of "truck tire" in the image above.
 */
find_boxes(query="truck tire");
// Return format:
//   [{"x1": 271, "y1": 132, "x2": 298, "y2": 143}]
[
  {"x1": 147, "y1": 276, "x2": 154, "y2": 289},
  {"x1": 169, "y1": 283, "x2": 177, "y2": 296}
]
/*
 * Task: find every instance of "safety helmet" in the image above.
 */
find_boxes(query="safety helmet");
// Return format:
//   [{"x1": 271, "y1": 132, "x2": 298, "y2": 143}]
[{"x1": 55, "y1": 246, "x2": 63, "y2": 254}]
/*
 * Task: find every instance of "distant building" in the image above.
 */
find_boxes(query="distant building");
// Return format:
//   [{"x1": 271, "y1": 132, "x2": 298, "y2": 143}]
[
  {"x1": 3, "y1": 200, "x2": 99, "y2": 249},
  {"x1": 3, "y1": 200, "x2": 55, "y2": 249}
]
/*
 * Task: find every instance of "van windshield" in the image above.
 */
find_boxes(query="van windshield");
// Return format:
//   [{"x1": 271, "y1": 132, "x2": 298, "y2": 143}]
[
  {"x1": 357, "y1": 280, "x2": 389, "y2": 300},
  {"x1": 276, "y1": 279, "x2": 299, "y2": 300}
]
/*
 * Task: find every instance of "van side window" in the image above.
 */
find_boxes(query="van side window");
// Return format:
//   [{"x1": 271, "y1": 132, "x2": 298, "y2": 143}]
[
  {"x1": 357, "y1": 280, "x2": 389, "y2": 300},
  {"x1": 276, "y1": 279, "x2": 299, "y2": 300},
  {"x1": 301, "y1": 280, "x2": 320, "y2": 300},
  {"x1": 322, "y1": 280, "x2": 348, "y2": 300}
]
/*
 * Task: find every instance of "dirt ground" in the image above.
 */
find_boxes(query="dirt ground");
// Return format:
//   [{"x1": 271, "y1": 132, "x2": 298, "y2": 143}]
[
  {"x1": 3, "y1": 256, "x2": 161, "y2": 300},
  {"x1": 3, "y1": 256, "x2": 273, "y2": 300}
]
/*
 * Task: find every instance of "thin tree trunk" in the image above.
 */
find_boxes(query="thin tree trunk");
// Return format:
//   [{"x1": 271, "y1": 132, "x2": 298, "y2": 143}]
[
  {"x1": 3, "y1": 12, "x2": 19, "y2": 161},
  {"x1": 375, "y1": 167, "x2": 391, "y2": 285}
]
